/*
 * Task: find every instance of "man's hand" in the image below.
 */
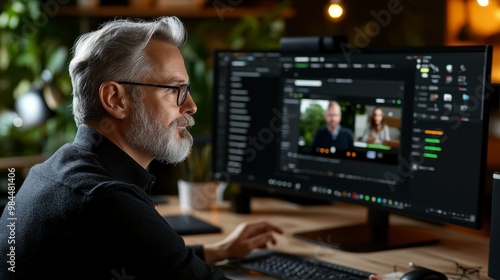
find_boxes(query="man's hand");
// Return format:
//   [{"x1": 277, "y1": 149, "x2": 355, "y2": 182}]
[{"x1": 204, "y1": 221, "x2": 283, "y2": 265}]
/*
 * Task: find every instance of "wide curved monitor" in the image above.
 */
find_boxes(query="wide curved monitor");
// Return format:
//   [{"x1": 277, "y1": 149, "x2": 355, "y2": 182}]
[{"x1": 211, "y1": 46, "x2": 492, "y2": 252}]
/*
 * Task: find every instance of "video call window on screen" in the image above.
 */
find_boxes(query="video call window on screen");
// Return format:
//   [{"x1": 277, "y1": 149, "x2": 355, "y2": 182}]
[
  {"x1": 297, "y1": 99, "x2": 402, "y2": 165},
  {"x1": 281, "y1": 74, "x2": 405, "y2": 171}
]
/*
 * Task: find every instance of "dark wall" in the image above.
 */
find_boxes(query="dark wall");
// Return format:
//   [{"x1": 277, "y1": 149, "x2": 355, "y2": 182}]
[{"x1": 286, "y1": 0, "x2": 446, "y2": 47}]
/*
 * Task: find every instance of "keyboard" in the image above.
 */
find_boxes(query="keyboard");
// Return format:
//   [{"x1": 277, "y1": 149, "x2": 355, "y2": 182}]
[{"x1": 227, "y1": 249, "x2": 374, "y2": 280}]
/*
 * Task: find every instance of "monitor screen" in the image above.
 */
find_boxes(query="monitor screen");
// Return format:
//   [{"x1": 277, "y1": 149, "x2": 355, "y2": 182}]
[{"x1": 211, "y1": 46, "x2": 492, "y2": 252}]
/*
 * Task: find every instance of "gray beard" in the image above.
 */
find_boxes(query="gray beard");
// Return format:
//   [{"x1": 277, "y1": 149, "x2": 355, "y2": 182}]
[{"x1": 125, "y1": 102, "x2": 194, "y2": 164}]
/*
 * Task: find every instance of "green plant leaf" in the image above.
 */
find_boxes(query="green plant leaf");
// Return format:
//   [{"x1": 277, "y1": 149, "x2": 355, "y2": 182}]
[
  {"x1": 45, "y1": 46, "x2": 68, "y2": 75},
  {"x1": 11, "y1": 1, "x2": 25, "y2": 14},
  {"x1": 0, "y1": 44, "x2": 9, "y2": 70}
]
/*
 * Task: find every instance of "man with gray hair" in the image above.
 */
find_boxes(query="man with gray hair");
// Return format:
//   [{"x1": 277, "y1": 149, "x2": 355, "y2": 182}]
[{"x1": 0, "y1": 17, "x2": 282, "y2": 279}]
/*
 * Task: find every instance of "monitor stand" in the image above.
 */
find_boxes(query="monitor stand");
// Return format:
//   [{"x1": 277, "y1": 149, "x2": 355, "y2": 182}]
[
  {"x1": 293, "y1": 208, "x2": 439, "y2": 252},
  {"x1": 230, "y1": 187, "x2": 253, "y2": 214}
]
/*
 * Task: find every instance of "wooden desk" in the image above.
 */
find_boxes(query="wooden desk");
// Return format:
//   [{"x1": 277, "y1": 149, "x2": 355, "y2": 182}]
[{"x1": 156, "y1": 196, "x2": 490, "y2": 279}]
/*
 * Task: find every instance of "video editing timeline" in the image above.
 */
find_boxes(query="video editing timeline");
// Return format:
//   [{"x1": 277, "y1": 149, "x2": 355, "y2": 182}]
[{"x1": 212, "y1": 46, "x2": 491, "y2": 229}]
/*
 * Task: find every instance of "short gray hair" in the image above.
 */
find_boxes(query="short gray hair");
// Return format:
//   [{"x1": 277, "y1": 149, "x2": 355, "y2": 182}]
[{"x1": 68, "y1": 16, "x2": 187, "y2": 126}]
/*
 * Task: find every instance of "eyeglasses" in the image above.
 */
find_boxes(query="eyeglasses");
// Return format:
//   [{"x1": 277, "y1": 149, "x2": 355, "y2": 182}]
[
  {"x1": 393, "y1": 261, "x2": 481, "y2": 280},
  {"x1": 444, "y1": 261, "x2": 481, "y2": 280},
  {"x1": 117, "y1": 81, "x2": 191, "y2": 106}
]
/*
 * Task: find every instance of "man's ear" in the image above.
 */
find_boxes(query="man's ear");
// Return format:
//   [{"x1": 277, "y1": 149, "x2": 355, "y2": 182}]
[{"x1": 99, "y1": 81, "x2": 130, "y2": 120}]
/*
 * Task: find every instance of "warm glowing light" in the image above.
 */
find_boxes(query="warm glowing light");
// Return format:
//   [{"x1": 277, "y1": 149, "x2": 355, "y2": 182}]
[
  {"x1": 477, "y1": 0, "x2": 489, "y2": 7},
  {"x1": 15, "y1": 89, "x2": 51, "y2": 128},
  {"x1": 328, "y1": 3, "x2": 343, "y2": 19},
  {"x1": 13, "y1": 117, "x2": 23, "y2": 127}
]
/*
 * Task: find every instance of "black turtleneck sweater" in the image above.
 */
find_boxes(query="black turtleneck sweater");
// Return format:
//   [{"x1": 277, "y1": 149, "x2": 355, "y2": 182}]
[{"x1": 0, "y1": 126, "x2": 228, "y2": 280}]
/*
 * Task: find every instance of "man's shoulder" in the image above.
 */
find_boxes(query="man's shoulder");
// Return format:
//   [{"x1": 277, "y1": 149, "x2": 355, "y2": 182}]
[
  {"x1": 315, "y1": 127, "x2": 330, "y2": 134},
  {"x1": 339, "y1": 127, "x2": 354, "y2": 135},
  {"x1": 37, "y1": 140, "x2": 100, "y2": 170},
  {"x1": 26, "y1": 142, "x2": 114, "y2": 194}
]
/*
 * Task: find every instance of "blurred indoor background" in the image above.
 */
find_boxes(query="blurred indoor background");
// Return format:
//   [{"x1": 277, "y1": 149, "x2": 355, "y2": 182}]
[{"x1": 1, "y1": 0, "x2": 499, "y2": 224}]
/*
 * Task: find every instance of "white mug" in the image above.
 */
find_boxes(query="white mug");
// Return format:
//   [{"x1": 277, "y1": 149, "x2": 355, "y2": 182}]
[{"x1": 177, "y1": 180, "x2": 226, "y2": 212}]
